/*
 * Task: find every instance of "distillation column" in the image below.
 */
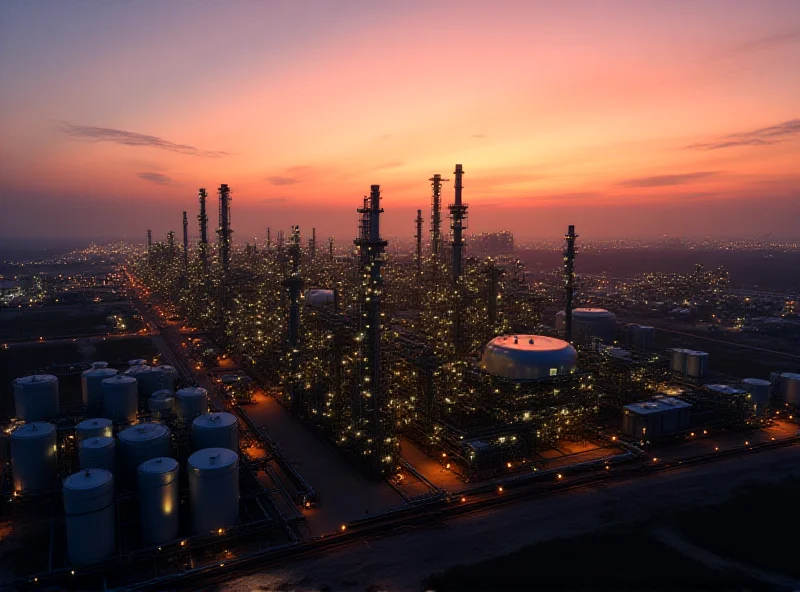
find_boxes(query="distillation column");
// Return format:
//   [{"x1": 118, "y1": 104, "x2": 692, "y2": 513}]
[
  {"x1": 564, "y1": 225, "x2": 578, "y2": 343},
  {"x1": 285, "y1": 226, "x2": 303, "y2": 413}
]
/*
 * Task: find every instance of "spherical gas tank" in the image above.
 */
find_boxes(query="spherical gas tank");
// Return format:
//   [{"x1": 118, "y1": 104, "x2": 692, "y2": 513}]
[
  {"x1": 75, "y1": 418, "x2": 113, "y2": 442},
  {"x1": 79, "y1": 436, "x2": 116, "y2": 473},
  {"x1": 13, "y1": 374, "x2": 59, "y2": 422},
  {"x1": 82, "y1": 367, "x2": 118, "y2": 407},
  {"x1": 192, "y1": 412, "x2": 238, "y2": 452},
  {"x1": 10, "y1": 422, "x2": 57, "y2": 491},
  {"x1": 63, "y1": 469, "x2": 115, "y2": 565},
  {"x1": 187, "y1": 448, "x2": 239, "y2": 534},
  {"x1": 176, "y1": 387, "x2": 208, "y2": 421},
  {"x1": 101, "y1": 375, "x2": 138, "y2": 423},
  {"x1": 138, "y1": 457, "x2": 180, "y2": 546}
]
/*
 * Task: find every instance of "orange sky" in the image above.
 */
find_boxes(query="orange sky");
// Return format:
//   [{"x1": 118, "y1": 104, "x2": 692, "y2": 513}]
[{"x1": 0, "y1": 1, "x2": 798, "y2": 241}]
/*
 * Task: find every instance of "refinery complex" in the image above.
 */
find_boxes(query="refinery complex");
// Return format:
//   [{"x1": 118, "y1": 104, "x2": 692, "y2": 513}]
[{"x1": 1, "y1": 168, "x2": 799, "y2": 590}]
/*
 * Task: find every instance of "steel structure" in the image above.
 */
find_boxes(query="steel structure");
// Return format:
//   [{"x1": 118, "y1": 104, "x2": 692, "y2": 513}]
[{"x1": 563, "y1": 225, "x2": 578, "y2": 343}]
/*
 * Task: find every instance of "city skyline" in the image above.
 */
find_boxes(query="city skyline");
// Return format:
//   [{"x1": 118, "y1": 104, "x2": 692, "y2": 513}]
[{"x1": 1, "y1": 0, "x2": 799, "y2": 240}]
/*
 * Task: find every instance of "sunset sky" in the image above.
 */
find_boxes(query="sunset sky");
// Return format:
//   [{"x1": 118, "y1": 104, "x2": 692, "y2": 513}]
[{"x1": 1, "y1": 0, "x2": 798, "y2": 242}]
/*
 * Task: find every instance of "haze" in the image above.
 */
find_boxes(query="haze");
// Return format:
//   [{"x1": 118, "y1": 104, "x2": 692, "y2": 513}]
[{"x1": 1, "y1": 0, "x2": 799, "y2": 241}]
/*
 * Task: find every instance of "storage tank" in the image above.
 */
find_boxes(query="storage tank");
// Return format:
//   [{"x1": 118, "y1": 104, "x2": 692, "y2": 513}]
[
  {"x1": 13, "y1": 374, "x2": 59, "y2": 422},
  {"x1": 192, "y1": 413, "x2": 239, "y2": 452},
  {"x1": 686, "y1": 351, "x2": 709, "y2": 378},
  {"x1": 138, "y1": 457, "x2": 180, "y2": 546},
  {"x1": 124, "y1": 364, "x2": 154, "y2": 398},
  {"x1": 741, "y1": 378, "x2": 771, "y2": 411},
  {"x1": 128, "y1": 359, "x2": 147, "y2": 367},
  {"x1": 626, "y1": 324, "x2": 655, "y2": 351},
  {"x1": 76, "y1": 418, "x2": 113, "y2": 442},
  {"x1": 176, "y1": 387, "x2": 208, "y2": 421},
  {"x1": 187, "y1": 448, "x2": 239, "y2": 534},
  {"x1": 91, "y1": 361, "x2": 109, "y2": 369},
  {"x1": 148, "y1": 389, "x2": 175, "y2": 419},
  {"x1": 556, "y1": 308, "x2": 616, "y2": 344},
  {"x1": 79, "y1": 436, "x2": 115, "y2": 473},
  {"x1": 10, "y1": 422, "x2": 57, "y2": 491},
  {"x1": 779, "y1": 372, "x2": 800, "y2": 406},
  {"x1": 669, "y1": 349, "x2": 689, "y2": 374},
  {"x1": 132, "y1": 366, "x2": 178, "y2": 398},
  {"x1": 480, "y1": 335, "x2": 577, "y2": 381},
  {"x1": 63, "y1": 469, "x2": 115, "y2": 565},
  {"x1": 81, "y1": 367, "x2": 118, "y2": 406},
  {"x1": 304, "y1": 289, "x2": 335, "y2": 307},
  {"x1": 118, "y1": 423, "x2": 171, "y2": 487},
  {"x1": 101, "y1": 375, "x2": 138, "y2": 423}
]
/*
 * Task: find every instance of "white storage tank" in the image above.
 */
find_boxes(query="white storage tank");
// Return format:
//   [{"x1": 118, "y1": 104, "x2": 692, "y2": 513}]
[
  {"x1": 82, "y1": 367, "x2": 118, "y2": 407},
  {"x1": 79, "y1": 436, "x2": 116, "y2": 473},
  {"x1": 741, "y1": 378, "x2": 771, "y2": 411},
  {"x1": 686, "y1": 351, "x2": 709, "y2": 378},
  {"x1": 118, "y1": 423, "x2": 171, "y2": 487},
  {"x1": 669, "y1": 348, "x2": 689, "y2": 374},
  {"x1": 192, "y1": 413, "x2": 239, "y2": 452},
  {"x1": 63, "y1": 469, "x2": 115, "y2": 565},
  {"x1": 76, "y1": 418, "x2": 113, "y2": 442},
  {"x1": 128, "y1": 359, "x2": 147, "y2": 366},
  {"x1": 779, "y1": 372, "x2": 800, "y2": 406},
  {"x1": 124, "y1": 364, "x2": 154, "y2": 398},
  {"x1": 556, "y1": 308, "x2": 617, "y2": 344},
  {"x1": 149, "y1": 389, "x2": 175, "y2": 419},
  {"x1": 10, "y1": 422, "x2": 57, "y2": 492},
  {"x1": 101, "y1": 375, "x2": 138, "y2": 423},
  {"x1": 187, "y1": 448, "x2": 239, "y2": 534},
  {"x1": 480, "y1": 335, "x2": 577, "y2": 381},
  {"x1": 138, "y1": 457, "x2": 180, "y2": 546},
  {"x1": 176, "y1": 387, "x2": 208, "y2": 421},
  {"x1": 132, "y1": 366, "x2": 178, "y2": 398},
  {"x1": 91, "y1": 361, "x2": 109, "y2": 369},
  {"x1": 13, "y1": 374, "x2": 59, "y2": 422}
]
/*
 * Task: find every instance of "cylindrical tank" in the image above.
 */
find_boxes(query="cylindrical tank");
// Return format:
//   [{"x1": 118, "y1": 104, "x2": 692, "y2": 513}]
[
  {"x1": 91, "y1": 361, "x2": 109, "y2": 369},
  {"x1": 130, "y1": 366, "x2": 178, "y2": 399},
  {"x1": 79, "y1": 436, "x2": 116, "y2": 473},
  {"x1": 128, "y1": 359, "x2": 147, "y2": 367},
  {"x1": 779, "y1": 372, "x2": 800, "y2": 406},
  {"x1": 124, "y1": 364, "x2": 154, "y2": 398},
  {"x1": 187, "y1": 448, "x2": 239, "y2": 534},
  {"x1": 304, "y1": 289, "x2": 335, "y2": 307},
  {"x1": 192, "y1": 413, "x2": 238, "y2": 452},
  {"x1": 117, "y1": 423, "x2": 171, "y2": 487},
  {"x1": 686, "y1": 351, "x2": 709, "y2": 378},
  {"x1": 176, "y1": 387, "x2": 208, "y2": 421},
  {"x1": 101, "y1": 375, "x2": 138, "y2": 423},
  {"x1": 10, "y1": 422, "x2": 57, "y2": 491},
  {"x1": 741, "y1": 378, "x2": 771, "y2": 410},
  {"x1": 148, "y1": 389, "x2": 175, "y2": 419},
  {"x1": 76, "y1": 417, "x2": 113, "y2": 442},
  {"x1": 556, "y1": 308, "x2": 616, "y2": 344},
  {"x1": 669, "y1": 349, "x2": 688, "y2": 373},
  {"x1": 138, "y1": 457, "x2": 180, "y2": 546},
  {"x1": 13, "y1": 374, "x2": 59, "y2": 422},
  {"x1": 480, "y1": 335, "x2": 578, "y2": 380},
  {"x1": 63, "y1": 469, "x2": 115, "y2": 565},
  {"x1": 82, "y1": 367, "x2": 118, "y2": 406}
]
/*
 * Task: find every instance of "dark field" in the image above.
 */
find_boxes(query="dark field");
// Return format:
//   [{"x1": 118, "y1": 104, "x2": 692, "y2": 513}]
[
  {"x1": 0, "y1": 308, "x2": 111, "y2": 340},
  {"x1": 427, "y1": 478, "x2": 800, "y2": 591}
]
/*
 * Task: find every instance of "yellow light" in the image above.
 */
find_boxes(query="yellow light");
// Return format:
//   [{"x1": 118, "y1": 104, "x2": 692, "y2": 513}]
[
  {"x1": 340, "y1": 524, "x2": 347, "y2": 532},
  {"x1": 460, "y1": 496, "x2": 466, "y2": 502},
  {"x1": 498, "y1": 486, "x2": 503, "y2": 493},
  {"x1": 557, "y1": 474, "x2": 563, "y2": 479}
]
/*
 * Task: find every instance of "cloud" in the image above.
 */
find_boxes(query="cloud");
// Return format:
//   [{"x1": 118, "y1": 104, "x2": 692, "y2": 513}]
[
  {"x1": 685, "y1": 119, "x2": 800, "y2": 150},
  {"x1": 267, "y1": 176, "x2": 301, "y2": 186},
  {"x1": 617, "y1": 171, "x2": 719, "y2": 188},
  {"x1": 259, "y1": 197, "x2": 289, "y2": 204},
  {"x1": 471, "y1": 134, "x2": 487, "y2": 139},
  {"x1": 137, "y1": 172, "x2": 172, "y2": 185},
  {"x1": 59, "y1": 123, "x2": 230, "y2": 157},
  {"x1": 724, "y1": 29, "x2": 800, "y2": 57}
]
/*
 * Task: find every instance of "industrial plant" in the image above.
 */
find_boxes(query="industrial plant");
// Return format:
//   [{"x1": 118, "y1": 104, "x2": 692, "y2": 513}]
[{"x1": 1, "y1": 165, "x2": 798, "y2": 590}]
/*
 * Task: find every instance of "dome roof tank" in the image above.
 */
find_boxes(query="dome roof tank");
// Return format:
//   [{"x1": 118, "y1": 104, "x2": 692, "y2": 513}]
[{"x1": 480, "y1": 335, "x2": 578, "y2": 381}]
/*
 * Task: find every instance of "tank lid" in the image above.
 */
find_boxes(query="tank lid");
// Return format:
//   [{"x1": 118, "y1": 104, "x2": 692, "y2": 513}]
[
  {"x1": 573, "y1": 307, "x2": 613, "y2": 315},
  {"x1": 485, "y1": 334, "x2": 573, "y2": 353},
  {"x1": 103, "y1": 374, "x2": 137, "y2": 385},
  {"x1": 76, "y1": 417, "x2": 113, "y2": 430},
  {"x1": 151, "y1": 390, "x2": 174, "y2": 400},
  {"x1": 83, "y1": 367, "x2": 118, "y2": 378},
  {"x1": 188, "y1": 447, "x2": 238, "y2": 470},
  {"x1": 64, "y1": 469, "x2": 113, "y2": 491},
  {"x1": 15, "y1": 374, "x2": 57, "y2": 385},
  {"x1": 139, "y1": 457, "x2": 179, "y2": 474},
  {"x1": 193, "y1": 412, "x2": 237, "y2": 429},
  {"x1": 780, "y1": 372, "x2": 800, "y2": 380},
  {"x1": 125, "y1": 365, "x2": 152, "y2": 375},
  {"x1": 119, "y1": 422, "x2": 169, "y2": 442},
  {"x1": 742, "y1": 378, "x2": 771, "y2": 385},
  {"x1": 177, "y1": 387, "x2": 207, "y2": 398},
  {"x1": 11, "y1": 421, "x2": 56, "y2": 439},
  {"x1": 128, "y1": 359, "x2": 147, "y2": 366},
  {"x1": 81, "y1": 436, "x2": 115, "y2": 449},
  {"x1": 91, "y1": 361, "x2": 109, "y2": 369}
]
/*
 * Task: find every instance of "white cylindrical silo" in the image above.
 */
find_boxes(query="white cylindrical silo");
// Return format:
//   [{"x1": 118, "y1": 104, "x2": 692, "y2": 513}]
[
  {"x1": 82, "y1": 367, "x2": 118, "y2": 407},
  {"x1": 148, "y1": 390, "x2": 175, "y2": 419},
  {"x1": 741, "y1": 378, "x2": 771, "y2": 411},
  {"x1": 79, "y1": 436, "x2": 116, "y2": 473},
  {"x1": 118, "y1": 423, "x2": 171, "y2": 487},
  {"x1": 124, "y1": 365, "x2": 154, "y2": 398},
  {"x1": 138, "y1": 457, "x2": 180, "y2": 546},
  {"x1": 176, "y1": 387, "x2": 208, "y2": 421},
  {"x1": 187, "y1": 448, "x2": 239, "y2": 534},
  {"x1": 192, "y1": 413, "x2": 238, "y2": 452},
  {"x1": 780, "y1": 373, "x2": 800, "y2": 406},
  {"x1": 10, "y1": 422, "x2": 57, "y2": 492},
  {"x1": 63, "y1": 469, "x2": 115, "y2": 565},
  {"x1": 686, "y1": 351, "x2": 709, "y2": 378},
  {"x1": 101, "y1": 375, "x2": 138, "y2": 423},
  {"x1": 75, "y1": 417, "x2": 113, "y2": 442},
  {"x1": 669, "y1": 349, "x2": 688, "y2": 374},
  {"x1": 13, "y1": 374, "x2": 59, "y2": 422}
]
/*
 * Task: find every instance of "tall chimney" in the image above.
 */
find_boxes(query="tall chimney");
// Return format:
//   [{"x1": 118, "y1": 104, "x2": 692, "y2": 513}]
[
  {"x1": 198, "y1": 188, "x2": 209, "y2": 271},
  {"x1": 564, "y1": 225, "x2": 578, "y2": 343},
  {"x1": 414, "y1": 209, "x2": 423, "y2": 274}
]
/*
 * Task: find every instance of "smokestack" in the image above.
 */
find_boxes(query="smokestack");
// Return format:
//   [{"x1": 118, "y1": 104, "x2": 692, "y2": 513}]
[
  {"x1": 564, "y1": 225, "x2": 578, "y2": 343},
  {"x1": 414, "y1": 209, "x2": 423, "y2": 274},
  {"x1": 329, "y1": 237, "x2": 334, "y2": 260},
  {"x1": 217, "y1": 184, "x2": 232, "y2": 273},
  {"x1": 182, "y1": 211, "x2": 189, "y2": 269},
  {"x1": 147, "y1": 229, "x2": 152, "y2": 250},
  {"x1": 450, "y1": 164, "x2": 467, "y2": 285},
  {"x1": 266, "y1": 227, "x2": 271, "y2": 252},
  {"x1": 198, "y1": 188, "x2": 209, "y2": 270},
  {"x1": 309, "y1": 227, "x2": 316, "y2": 259}
]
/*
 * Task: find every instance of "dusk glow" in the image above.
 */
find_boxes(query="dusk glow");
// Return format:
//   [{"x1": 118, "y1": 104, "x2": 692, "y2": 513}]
[{"x1": 1, "y1": 0, "x2": 799, "y2": 239}]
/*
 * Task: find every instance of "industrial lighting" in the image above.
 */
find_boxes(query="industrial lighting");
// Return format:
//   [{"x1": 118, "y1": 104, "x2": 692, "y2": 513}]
[
  {"x1": 340, "y1": 524, "x2": 347, "y2": 532},
  {"x1": 557, "y1": 474, "x2": 563, "y2": 480},
  {"x1": 498, "y1": 486, "x2": 504, "y2": 493},
  {"x1": 506, "y1": 462, "x2": 512, "y2": 469},
  {"x1": 460, "y1": 496, "x2": 466, "y2": 502}
]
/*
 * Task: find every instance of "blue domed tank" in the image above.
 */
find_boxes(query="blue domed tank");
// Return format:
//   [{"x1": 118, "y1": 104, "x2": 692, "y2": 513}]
[{"x1": 480, "y1": 335, "x2": 577, "y2": 381}]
